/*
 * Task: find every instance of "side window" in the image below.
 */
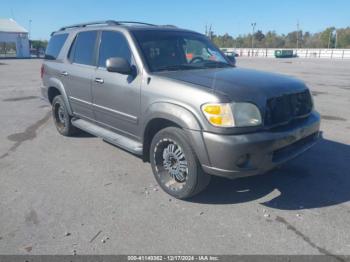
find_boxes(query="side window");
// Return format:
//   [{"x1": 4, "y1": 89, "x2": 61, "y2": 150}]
[
  {"x1": 136, "y1": 38, "x2": 185, "y2": 71},
  {"x1": 45, "y1": 33, "x2": 68, "y2": 60},
  {"x1": 69, "y1": 31, "x2": 98, "y2": 65},
  {"x1": 98, "y1": 31, "x2": 132, "y2": 68},
  {"x1": 184, "y1": 39, "x2": 210, "y2": 61},
  {"x1": 184, "y1": 39, "x2": 226, "y2": 62}
]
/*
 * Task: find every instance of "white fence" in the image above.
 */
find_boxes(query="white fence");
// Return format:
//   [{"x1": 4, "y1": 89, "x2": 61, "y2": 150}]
[{"x1": 222, "y1": 48, "x2": 350, "y2": 59}]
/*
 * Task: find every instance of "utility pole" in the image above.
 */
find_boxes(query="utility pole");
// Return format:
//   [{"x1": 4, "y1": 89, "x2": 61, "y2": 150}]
[
  {"x1": 251, "y1": 22, "x2": 256, "y2": 52},
  {"x1": 296, "y1": 20, "x2": 299, "y2": 49},
  {"x1": 209, "y1": 24, "x2": 212, "y2": 40},
  {"x1": 328, "y1": 30, "x2": 332, "y2": 49},
  {"x1": 335, "y1": 30, "x2": 338, "y2": 49}
]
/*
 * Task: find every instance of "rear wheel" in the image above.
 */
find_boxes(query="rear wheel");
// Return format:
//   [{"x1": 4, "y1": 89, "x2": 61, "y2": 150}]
[
  {"x1": 52, "y1": 95, "x2": 78, "y2": 136},
  {"x1": 150, "y1": 127, "x2": 211, "y2": 199}
]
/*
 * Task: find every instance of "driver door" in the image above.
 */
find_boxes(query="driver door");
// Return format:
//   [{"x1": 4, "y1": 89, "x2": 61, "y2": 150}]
[{"x1": 92, "y1": 30, "x2": 141, "y2": 138}]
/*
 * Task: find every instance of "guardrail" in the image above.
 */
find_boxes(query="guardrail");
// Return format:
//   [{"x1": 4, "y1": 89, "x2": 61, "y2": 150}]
[{"x1": 221, "y1": 48, "x2": 350, "y2": 59}]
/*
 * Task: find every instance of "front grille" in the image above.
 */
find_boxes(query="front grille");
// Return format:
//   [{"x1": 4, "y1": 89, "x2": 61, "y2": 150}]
[{"x1": 264, "y1": 90, "x2": 313, "y2": 127}]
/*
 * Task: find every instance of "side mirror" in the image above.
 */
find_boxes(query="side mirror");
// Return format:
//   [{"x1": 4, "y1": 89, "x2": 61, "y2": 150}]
[
  {"x1": 106, "y1": 57, "x2": 132, "y2": 75},
  {"x1": 225, "y1": 55, "x2": 236, "y2": 66}
]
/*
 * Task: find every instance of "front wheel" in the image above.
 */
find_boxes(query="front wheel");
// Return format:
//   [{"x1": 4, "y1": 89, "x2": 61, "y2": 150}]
[{"x1": 150, "y1": 127, "x2": 211, "y2": 199}]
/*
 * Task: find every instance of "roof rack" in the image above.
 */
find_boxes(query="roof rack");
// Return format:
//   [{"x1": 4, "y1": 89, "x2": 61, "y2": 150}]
[
  {"x1": 59, "y1": 20, "x2": 119, "y2": 31},
  {"x1": 59, "y1": 20, "x2": 156, "y2": 31},
  {"x1": 162, "y1": 24, "x2": 178, "y2": 28},
  {"x1": 117, "y1": 21, "x2": 157, "y2": 27}
]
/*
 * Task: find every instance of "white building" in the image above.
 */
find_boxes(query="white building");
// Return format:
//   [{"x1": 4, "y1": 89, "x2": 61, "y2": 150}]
[{"x1": 0, "y1": 18, "x2": 30, "y2": 58}]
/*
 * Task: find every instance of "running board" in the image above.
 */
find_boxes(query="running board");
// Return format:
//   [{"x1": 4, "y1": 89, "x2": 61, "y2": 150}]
[{"x1": 71, "y1": 118, "x2": 143, "y2": 155}]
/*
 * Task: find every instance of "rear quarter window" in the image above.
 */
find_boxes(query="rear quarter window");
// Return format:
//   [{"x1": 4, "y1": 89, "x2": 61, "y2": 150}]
[{"x1": 45, "y1": 33, "x2": 68, "y2": 60}]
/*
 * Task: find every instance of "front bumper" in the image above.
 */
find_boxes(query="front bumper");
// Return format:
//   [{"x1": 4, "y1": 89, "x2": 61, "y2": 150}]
[{"x1": 200, "y1": 111, "x2": 321, "y2": 178}]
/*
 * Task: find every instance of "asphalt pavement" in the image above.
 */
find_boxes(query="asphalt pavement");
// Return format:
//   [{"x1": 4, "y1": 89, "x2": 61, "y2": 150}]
[{"x1": 0, "y1": 57, "x2": 349, "y2": 255}]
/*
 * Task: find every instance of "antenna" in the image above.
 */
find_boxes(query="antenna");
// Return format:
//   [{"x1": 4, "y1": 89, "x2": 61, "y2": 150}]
[
  {"x1": 29, "y1": 19, "x2": 32, "y2": 40},
  {"x1": 11, "y1": 8, "x2": 15, "y2": 19}
]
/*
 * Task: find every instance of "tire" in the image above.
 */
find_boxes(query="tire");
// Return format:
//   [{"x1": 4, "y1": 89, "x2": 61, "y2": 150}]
[
  {"x1": 52, "y1": 95, "x2": 78, "y2": 136},
  {"x1": 150, "y1": 127, "x2": 211, "y2": 199}
]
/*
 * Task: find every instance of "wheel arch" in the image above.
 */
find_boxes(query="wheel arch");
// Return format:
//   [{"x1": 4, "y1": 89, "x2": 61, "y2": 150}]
[
  {"x1": 141, "y1": 102, "x2": 210, "y2": 166},
  {"x1": 46, "y1": 77, "x2": 73, "y2": 115}
]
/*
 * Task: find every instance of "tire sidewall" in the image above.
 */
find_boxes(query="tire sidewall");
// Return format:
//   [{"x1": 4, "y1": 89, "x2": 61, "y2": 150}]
[
  {"x1": 150, "y1": 127, "x2": 200, "y2": 199},
  {"x1": 52, "y1": 95, "x2": 70, "y2": 136}
]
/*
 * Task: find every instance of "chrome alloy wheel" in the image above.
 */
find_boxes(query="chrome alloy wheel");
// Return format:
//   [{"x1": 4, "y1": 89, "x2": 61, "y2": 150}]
[{"x1": 154, "y1": 138, "x2": 188, "y2": 190}]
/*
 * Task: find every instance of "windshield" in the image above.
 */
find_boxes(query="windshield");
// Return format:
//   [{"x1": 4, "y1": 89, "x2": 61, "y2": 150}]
[{"x1": 132, "y1": 30, "x2": 232, "y2": 72}]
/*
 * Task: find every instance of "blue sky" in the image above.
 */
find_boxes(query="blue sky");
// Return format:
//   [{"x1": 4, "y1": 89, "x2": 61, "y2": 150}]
[{"x1": 1, "y1": 0, "x2": 349, "y2": 40}]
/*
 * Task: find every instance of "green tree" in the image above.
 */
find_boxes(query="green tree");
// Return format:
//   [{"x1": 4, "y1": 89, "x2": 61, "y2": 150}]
[
  {"x1": 319, "y1": 27, "x2": 336, "y2": 48},
  {"x1": 30, "y1": 40, "x2": 48, "y2": 49},
  {"x1": 206, "y1": 26, "x2": 350, "y2": 49},
  {"x1": 336, "y1": 27, "x2": 350, "y2": 48},
  {"x1": 261, "y1": 31, "x2": 285, "y2": 48}
]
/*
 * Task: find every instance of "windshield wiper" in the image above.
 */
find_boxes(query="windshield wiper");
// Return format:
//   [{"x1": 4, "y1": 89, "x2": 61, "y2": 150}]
[
  {"x1": 202, "y1": 61, "x2": 232, "y2": 68},
  {"x1": 156, "y1": 64, "x2": 196, "y2": 72}
]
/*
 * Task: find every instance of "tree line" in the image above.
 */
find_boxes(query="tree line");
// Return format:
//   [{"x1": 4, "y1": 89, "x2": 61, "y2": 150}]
[
  {"x1": 30, "y1": 40, "x2": 48, "y2": 50},
  {"x1": 208, "y1": 27, "x2": 350, "y2": 49},
  {"x1": 30, "y1": 26, "x2": 350, "y2": 50}
]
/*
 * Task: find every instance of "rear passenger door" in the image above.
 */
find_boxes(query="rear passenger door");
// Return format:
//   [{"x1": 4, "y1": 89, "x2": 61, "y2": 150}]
[
  {"x1": 62, "y1": 30, "x2": 98, "y2": 121},
  {"x1": 92, "y1": 30, "x2": 141, "y2": 138}
]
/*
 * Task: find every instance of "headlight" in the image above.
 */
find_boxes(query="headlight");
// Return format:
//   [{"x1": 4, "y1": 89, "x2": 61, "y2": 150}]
[
  {"x1": 231, "y1": 102, "x2": 262, "y2": 127},
  {"x1": 201, "y1": 102, "x2": 262, "y2": 127}
]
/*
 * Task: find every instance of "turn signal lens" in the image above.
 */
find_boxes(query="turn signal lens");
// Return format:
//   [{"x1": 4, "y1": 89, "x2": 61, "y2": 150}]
[
  {"x1": 201, "y1": 103, "x2": 235, "y2": 127},
  {"x1": 209, "y1": 116, "x2": 223, "y2": 125},
  {"x1": 203, "y1": 105, "x2": 221, "y2": 115}
]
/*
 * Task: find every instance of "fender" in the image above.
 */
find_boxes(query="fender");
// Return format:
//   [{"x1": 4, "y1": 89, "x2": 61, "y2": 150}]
[
  {"x1": 142, "y1": 102, "x2": 211, "y2": 166},
  {"x1": 142, "y1": 102, "x2": 202, "y2": 131},
  {"x1": 47, "y1": 77, "x2": 74, "y2": 115}
]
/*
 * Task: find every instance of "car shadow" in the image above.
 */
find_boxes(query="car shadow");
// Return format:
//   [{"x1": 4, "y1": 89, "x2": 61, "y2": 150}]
[
  {"x1": 189, "y1": 138, "x2": 350, "y2": 210},
  {"x1": 72, "y1": 131, "x2": 95, "y2": 138}
]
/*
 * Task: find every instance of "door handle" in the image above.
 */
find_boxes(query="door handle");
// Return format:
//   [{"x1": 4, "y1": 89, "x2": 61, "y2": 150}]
[
  {"x1": 60, "y1": 71, "x2": 68, "y2": 76},
  {"x1": 95, "y1": 78, "x2": 104, "y2": 84}
]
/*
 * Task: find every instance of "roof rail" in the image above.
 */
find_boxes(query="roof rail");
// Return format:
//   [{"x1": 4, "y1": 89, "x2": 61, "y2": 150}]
[
  {"x1": 59, "y1": 20, "x2": 157, "y2": 31},
  {"x1": 117, "y1": 21, "x2": 156, "y2": 27},
  {"x1": 59, "y1": 20, "x2": 120, "y2": 31},
  {"x1": 161, "y1": 24, "x2": 178, "y2": 28}
]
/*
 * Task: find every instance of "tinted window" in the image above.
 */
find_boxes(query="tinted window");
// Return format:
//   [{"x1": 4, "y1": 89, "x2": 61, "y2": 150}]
[
  {"x1": 98, "y1": 31, "x2": 131, "y2": 68},
  {"x1": 70, "y1": 31, "x2": 97, "y2": 65},
  {"x1": 133, "y1": 30, "x2": 230, "y2": 72},
  {"x1": 45, "y1": 33, "x2": 68, "y2": 60}
]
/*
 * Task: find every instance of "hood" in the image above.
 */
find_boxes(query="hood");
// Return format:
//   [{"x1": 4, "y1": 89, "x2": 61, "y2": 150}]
[{"x1": 155, "y1": 67, "x2": 308, "y2": 107}]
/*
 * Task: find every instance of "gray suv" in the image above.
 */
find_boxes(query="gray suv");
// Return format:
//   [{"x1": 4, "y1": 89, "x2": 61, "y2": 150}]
[{"x1": 41, "y1": 21, "x2": 320, "y2": 199}]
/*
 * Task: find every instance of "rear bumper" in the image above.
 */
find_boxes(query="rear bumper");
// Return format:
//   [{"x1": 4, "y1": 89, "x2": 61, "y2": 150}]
[{"x1": 200, "y1": 111, "x2": 321, "y2": 179}]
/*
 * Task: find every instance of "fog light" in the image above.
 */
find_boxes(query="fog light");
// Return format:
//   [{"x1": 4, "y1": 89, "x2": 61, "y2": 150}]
[{"x1": 236, "y1": 154, "x2": 250, "y2": 168}]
